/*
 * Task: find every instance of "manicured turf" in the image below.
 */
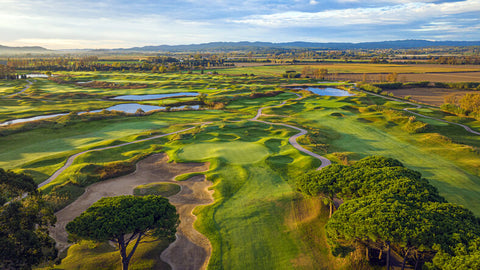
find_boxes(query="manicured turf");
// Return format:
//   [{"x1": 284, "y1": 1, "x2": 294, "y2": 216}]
[
  {"x1": 4, "y1": 71, "x2": 480, "y2": 269},
  {"x1": 167, "y1": 122, "x2": 324, "y2": 269},
  {"x1": 267, "y1": 94, "x2": 480, "y2": 215},
  {"x1": 178, "y1": 141, "x2": 270, "y2": 164},
  {"x1": 0, "y1": 110, "x2": 226, "y2": 182}
]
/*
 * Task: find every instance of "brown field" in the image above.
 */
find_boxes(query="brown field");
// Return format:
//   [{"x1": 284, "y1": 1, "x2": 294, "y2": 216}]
[
  {"x1": 216, "y1": 63, "x2": 480, "y2": 77},
  {"x1": 384, "y1": 88, "x2": 478, "y2": 106},
  {"x1": 336, "y1": 72, "x2": 480, "y2": 83}
]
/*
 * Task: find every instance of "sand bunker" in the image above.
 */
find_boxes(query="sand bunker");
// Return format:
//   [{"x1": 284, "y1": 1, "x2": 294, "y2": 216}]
[{"x1": 50, "y1": 153, "x2": 212, "y2": 270}]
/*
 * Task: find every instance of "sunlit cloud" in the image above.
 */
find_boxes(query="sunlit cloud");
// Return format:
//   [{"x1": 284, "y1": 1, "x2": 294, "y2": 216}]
[
  {"x1": 234, "y1": 0, "x2": 480, "y2": 27},
  {"x1": 0, "y1": 0, "x2": 478, "y2": 49}
]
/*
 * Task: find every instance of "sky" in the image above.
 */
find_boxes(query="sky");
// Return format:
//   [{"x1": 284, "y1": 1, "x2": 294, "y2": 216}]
[{"x1": 0, "y1": 0, "x2": 479, "y2": 49}]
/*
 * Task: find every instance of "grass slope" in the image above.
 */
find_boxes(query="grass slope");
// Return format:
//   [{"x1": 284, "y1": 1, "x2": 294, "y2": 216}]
[{"x1": 267, "y1": 94, "x2": 480, "y2": 215}]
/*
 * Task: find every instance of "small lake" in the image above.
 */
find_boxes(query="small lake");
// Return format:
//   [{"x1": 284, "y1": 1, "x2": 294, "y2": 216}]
[
  {"x1": 89, "y1": 104, "x2": 200, "y2": 114},
  {"x1": 112, "y1": 93, "x2": 199, "y2": 101},
  {"x1": 26, "y1": 74, "x2": 49, "y2": 78},
  {"x1": 0, "y1": 104, "x2": 200, "y2": 126},
  {"x1": 0, "y1": 113, "x2": 68, "y2": 126},
  {"x1": 305, "y1": 87, "x2": 354, "y2": 96}
]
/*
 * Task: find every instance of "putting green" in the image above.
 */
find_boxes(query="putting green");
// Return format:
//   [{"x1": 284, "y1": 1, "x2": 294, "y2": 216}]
[{"x1": 178, "y1": 141, "x2": 270, "y2": 164}]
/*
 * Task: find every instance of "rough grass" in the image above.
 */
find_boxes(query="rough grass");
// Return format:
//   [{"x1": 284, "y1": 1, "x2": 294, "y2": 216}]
[{"x1": 133, "y1": 183, "x2": 181, "y2": 197}]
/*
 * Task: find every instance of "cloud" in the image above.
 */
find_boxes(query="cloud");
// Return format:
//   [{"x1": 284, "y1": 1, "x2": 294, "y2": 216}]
[
  {"x1": 234, "y1": 0, "x2": 480, "y2": 27},
  {"x1": 0, "y1": 0, "x2": 478, "y2": 49}
]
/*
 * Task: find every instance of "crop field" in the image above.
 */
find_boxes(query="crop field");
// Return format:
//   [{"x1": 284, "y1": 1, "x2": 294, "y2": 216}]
[
  {"x1": 335, "y1": 71, "x2": 480, "y2": 83},
  {"x1": 383, "y1": 88, "x2": 477, "y2": 106},
  {"x1": 2, "y1": 69, "x2": 480, "y2": 269},
  {"x1": 211, "y1": 63, "x2": 480, "y2": 76}
]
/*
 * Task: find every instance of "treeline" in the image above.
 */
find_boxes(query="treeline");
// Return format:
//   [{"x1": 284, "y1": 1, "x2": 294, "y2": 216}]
[
  {"x1": 428, "y1": 55, "x2": 480, "y2": 65},
  {"x1": 442, "y1": 93, "x2": 480, "y2": 119},
  {"x1": 297, "y1": 156, "x2": 480, "y2": 269},
  {"x1": 0, "y1": 64, "x2": 17, "y2": 79},
  {"x1": 6, "y1": 56, "x2": 233, "y2": 73}
]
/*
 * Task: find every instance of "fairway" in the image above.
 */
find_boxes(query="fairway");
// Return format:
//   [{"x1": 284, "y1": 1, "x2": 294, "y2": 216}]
[
  {"x1": 170, "y1": 122, "x2": 321, "y2": 269},
  {"x1": 2, "y1": 70, "x2": 480, "y2": 270},
  {"x1": 289, "y1": 97, "x2": 480, "y2": 214}
]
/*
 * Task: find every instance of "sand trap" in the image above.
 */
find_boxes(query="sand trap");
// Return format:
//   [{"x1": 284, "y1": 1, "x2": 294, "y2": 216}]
[{"x1": 50, "y1": 153, "x2": 212, "y2": 270}]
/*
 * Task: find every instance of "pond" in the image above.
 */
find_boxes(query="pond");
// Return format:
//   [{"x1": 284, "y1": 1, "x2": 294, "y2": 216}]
[
  {"x1": 0, "y1": 113, "x2": 68, "y2": 126},
  {"x1": 0, "y1": 104, "x2": 200, "y2": 126},
  {"x1": 26, "y1": 74, "x2": 49, "y2": 78},
  {"x1": 112, "y1": 92, "x2": 199, "y2": 100},
  {"x1": 304, "y1": 87, "x2": 354, "y2": 96},
  {"x1": 89, "y1": 104, "x2": 200, "y2": 114}
]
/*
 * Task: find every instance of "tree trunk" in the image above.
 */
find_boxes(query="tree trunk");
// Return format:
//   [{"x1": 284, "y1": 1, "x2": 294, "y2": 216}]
[
  {"x1": 329, "y1": 202, "x2": 333, "y2": 218},
  {"x1": 378, "y1": 249, "x2": 383, "y2": 260},
  {"x1": 401, "y1": 247, "x2": 411, "y2": 270},
  {"x1": 366, "y1": 247, "x2": 369, "y2": 261},
  {"x1": 122, "y1": 258, "x2": 130, "y2": 270},
  {"x1": 386, "y1": 241, "x2": 391, "y2": 270},
  {"x1": 413, "y1": 250, "x2": 421, "y2": 270},
  {"x1": 414, "y1": 258, "x2": 420, "y2": 270},
  {"x1": 117, "y1": 236, "x2": 130, "y2": 270}
]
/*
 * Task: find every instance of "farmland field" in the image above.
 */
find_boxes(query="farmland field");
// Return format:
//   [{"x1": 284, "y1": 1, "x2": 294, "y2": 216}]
[
  {"x1": 2, "y1": 68, "x2": 480, "y2": 269},
  {"x1": 336, "y1": 71, "x2": 480, "y2": 83},
  {"x1": 211, "y1": 63, "x2": 480, "y2": 76}
]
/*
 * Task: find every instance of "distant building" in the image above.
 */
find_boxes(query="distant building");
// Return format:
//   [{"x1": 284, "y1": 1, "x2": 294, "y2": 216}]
[{"x1": 0, "y1": 60, "x2": 7, "y2": 66}]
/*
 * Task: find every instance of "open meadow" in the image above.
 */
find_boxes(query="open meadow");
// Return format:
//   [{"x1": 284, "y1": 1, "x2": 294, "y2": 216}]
[{"x1": 2, "y1": 66, "x2": 480, "y2": 269}]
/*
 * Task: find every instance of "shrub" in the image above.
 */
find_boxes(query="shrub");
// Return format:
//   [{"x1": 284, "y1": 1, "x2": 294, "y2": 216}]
[{"x1": 359, "y1": 84, "x2": 382, "y2": 94}]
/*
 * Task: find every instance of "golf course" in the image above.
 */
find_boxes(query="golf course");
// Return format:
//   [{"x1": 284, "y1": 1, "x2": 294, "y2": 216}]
[{"x1": 2, "y1": 68, "x2": 480, "y2": 269}]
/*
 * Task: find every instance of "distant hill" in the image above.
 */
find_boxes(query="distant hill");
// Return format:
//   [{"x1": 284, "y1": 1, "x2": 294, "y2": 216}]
[
  {"x1": 115, "y1": 40, "x2": 480, "y2": 52},
  {"x1": 0, "y1": 45, "x2": 50, "y2": 54}
]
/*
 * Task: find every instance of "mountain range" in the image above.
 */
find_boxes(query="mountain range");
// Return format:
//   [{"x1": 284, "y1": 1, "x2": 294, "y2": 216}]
[
  {"x1": 1, "y1": 40, "x2": 480, "y2": 54},
  {"x1": 118, "y1": 40, "x2": 480, "y2": 52}
]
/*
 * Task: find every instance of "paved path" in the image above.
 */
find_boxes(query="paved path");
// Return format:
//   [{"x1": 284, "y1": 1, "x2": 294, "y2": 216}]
[
  {"x1": 38, "y1": 92, "x2": 332, "y2": 269},
  {"x1": 250, "y1": 93, "x2": 331, "y2": 169},
  {"x1": 358, "y1": 88, "x2": 480, "y2": 136},
  {"x1": 39, "y1": 123, "x2": 210, "y2": 188},
  {"x1": 6, "y1": 80, "x2": 33, "y2": 97}
]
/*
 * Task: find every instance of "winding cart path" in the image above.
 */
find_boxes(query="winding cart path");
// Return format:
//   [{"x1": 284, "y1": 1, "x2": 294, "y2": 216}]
[
  {"x1": 44, "y1": 92, "x2": 331, "y2": 269},
  {"x1": 358, "y1": 88, "x2": 480, "y2": 136},
  {"x1": 251, "y1": 93, "x2": 331, "y2": 169},
  {"x1": 6, "y1": 80, "x2": 33, "y2": 97}
]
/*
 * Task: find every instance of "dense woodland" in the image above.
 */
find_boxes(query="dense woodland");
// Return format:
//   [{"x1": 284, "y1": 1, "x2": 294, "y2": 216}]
[{"x1": 297, "y1": 156, "x2": 480, "y2": 269}]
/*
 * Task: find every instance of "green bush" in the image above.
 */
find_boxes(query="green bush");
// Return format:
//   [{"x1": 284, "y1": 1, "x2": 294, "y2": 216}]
[{"x1": 359, "y1": 84, "x2": 382, "y2": 94}]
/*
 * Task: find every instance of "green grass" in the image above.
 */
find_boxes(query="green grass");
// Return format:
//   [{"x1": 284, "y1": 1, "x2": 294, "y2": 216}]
[
  {"x1": 174, "y1": 172, "x2": 205, "y2": 181},
  {"x1": 267, "y1": 94, "x2": 480, "y2": 215},
  {"x1": 5, "y1": 71, "x2": 480, "y2": 269},
  {"x1": 178, "y1": 141, "x2": 270, "y2": 164},
  {"x1": 1, "y1": 110, "x2": 226, "y2": 181},
  {"x1": 133, "y1": 183, "x2": 181, "y2": 197},
  {"x1": 37, "y1": 238, "x2": 171, "y2": 270},
  {"x1": 165, "y1": 121, "x2": 326, "y2": 269}
]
